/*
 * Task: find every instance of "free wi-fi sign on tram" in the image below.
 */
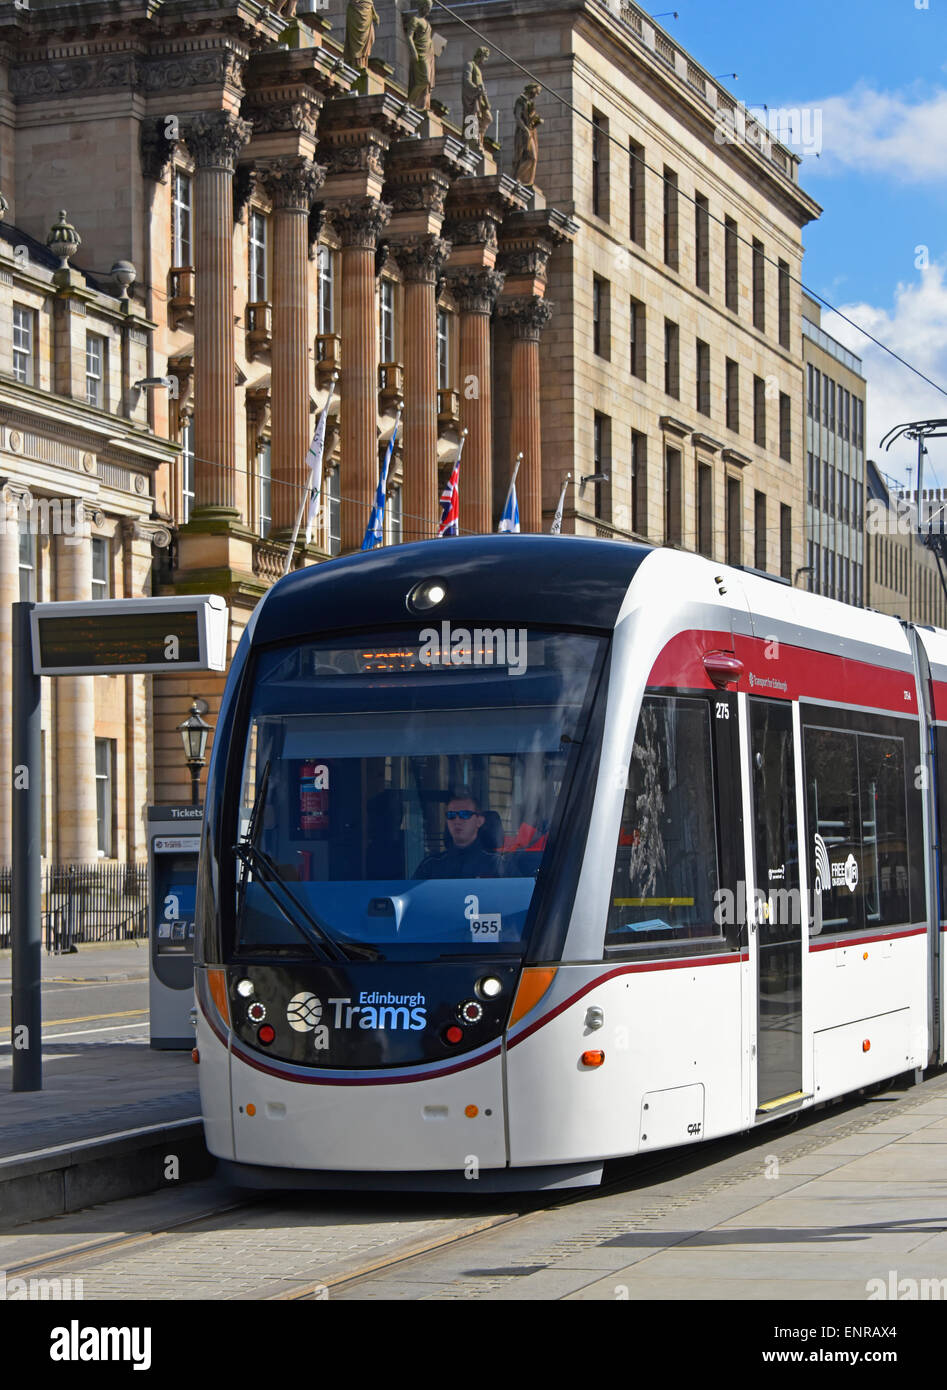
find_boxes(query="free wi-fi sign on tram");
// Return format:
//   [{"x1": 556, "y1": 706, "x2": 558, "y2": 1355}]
[{"x1": 29, "y1": 594, "x2": 229, "y2": 675}]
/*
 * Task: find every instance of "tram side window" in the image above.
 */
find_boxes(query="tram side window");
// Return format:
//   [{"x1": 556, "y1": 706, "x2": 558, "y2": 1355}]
[
  {"x1": 804, "y1": 725, "x2": 912, "y2": 933},
  {"x1": 606, "y1": 695, "x2": 721, "y2": 947}
]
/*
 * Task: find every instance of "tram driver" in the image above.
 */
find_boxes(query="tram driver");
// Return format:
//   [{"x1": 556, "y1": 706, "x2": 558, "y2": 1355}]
[{"x1": 414, "y1": 790, "x2": 503, "y2": 879}]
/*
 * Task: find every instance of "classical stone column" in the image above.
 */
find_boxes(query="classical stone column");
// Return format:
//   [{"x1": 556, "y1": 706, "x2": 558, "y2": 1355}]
[
  {"x1": 329, "y1": 199, "x2": 391, "y2": 553},
  {"x1": 451, "y1": 268, "x2": 504, "y2": 535},
  {"x1": 395, "y1": 234, "x2": 451, "y2": 543},
  {"x1": 0, "y1": 484, "x2": 26, "y2": 863},
  {"x1": 55, "y1": 531, "x2": 98, "y2": 863},
  {"x1": 182, "y1": 112, "x2": 252, "y2": 514},
  {"x1": 259, "y1": 157, "x2": 326, "y2": 532},
  {"x1": 498, "y1": 297, "x2": 553, "y2": 533}
]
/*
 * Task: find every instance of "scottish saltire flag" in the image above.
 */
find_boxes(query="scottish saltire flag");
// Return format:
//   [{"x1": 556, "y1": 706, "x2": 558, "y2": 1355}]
[
  {"x1": 498, "y1": 479, "x2": 520, "y2": 533},
  {"x1": 361, "y1": 411, "x2": 401, "y2": 551},
  {"x1": 303, "y1": 379, "x2": 336, "y2": 545},
  {"x1": 438, "y1": 457, "x2": 460, "y2": 537},
  {"x1": 550, "y1": 473, "x2": 571, "y2": 535}
]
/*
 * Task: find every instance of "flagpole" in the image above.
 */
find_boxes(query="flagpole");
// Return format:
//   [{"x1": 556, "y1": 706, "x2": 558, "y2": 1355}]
[
  {"x1": 362, "y1": 406, "x2": 402, "y2": 551},
  {"x1": 504, "y1": 451, "x2": 522, "y2": 511},
  {"x1": 550, "y1": 471, "x2": 571, "y2": 535},
  {"x1": 282, "y1": 372, "x2": 337, "y2": 578}
]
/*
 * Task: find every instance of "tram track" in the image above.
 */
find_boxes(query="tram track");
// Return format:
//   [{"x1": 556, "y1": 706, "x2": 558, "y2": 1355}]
[{"x1": 3, "y1": 1068, "x2": 939, "y2": 1298}]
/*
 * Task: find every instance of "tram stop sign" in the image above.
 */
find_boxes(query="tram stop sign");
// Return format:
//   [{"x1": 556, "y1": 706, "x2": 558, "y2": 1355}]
[{"x1": 30, "y1": 594, "x2": 228, "y2": 675}]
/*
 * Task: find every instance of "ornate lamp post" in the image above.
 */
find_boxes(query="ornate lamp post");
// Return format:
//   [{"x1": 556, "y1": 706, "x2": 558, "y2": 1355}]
[{"x1": 177, "y1": 698, "x2": 212, "y2": 806}]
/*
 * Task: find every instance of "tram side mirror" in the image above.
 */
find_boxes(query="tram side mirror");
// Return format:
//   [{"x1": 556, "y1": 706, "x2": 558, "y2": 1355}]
[{"x1": 810, "y1": 882, "x2": 823, "y2": 936}]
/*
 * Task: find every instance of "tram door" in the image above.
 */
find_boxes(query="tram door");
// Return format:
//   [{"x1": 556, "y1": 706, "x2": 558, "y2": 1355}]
[{"x1": 749, "y1": 698, "x2": 803, "y2": 1109}]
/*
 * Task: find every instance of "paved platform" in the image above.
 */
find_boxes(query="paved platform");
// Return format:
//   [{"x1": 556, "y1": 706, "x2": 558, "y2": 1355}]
[{"x1": 0, "y1": 940, "x2": 202, "y2": 1227}]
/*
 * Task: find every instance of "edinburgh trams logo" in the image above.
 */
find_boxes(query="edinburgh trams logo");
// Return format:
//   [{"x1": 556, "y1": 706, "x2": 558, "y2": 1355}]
[
  {"x1": 814, "y1": 834, "x2": 859, "y2": 894},
  {"x1": 285, "y1": 990, "x2": 427, "y2": 1049}
]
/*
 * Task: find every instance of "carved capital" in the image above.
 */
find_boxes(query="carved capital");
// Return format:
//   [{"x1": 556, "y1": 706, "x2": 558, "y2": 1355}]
[
  {"x1": 498, "y1": 295, "x2": 554, "y2": 341},
  {"x1": 328, "y1": 198, "x2": 392, "y2": 250},
  {"x1": 393, "y1": 233, "x2": 452, "y2": 284},
  {"x1": 143, "y1": 50, "x2": 246, "y2": 95},
  {"x1": 233, "y1": 164, "x2": 256, "y2": 223},
  {"x1": 448, "y1": 267, "x2": 505, "y2": 315},
  {"x1": 140, "y1": 116, "x2": 178, "y2": 184},
  {"x1": 389, "y1": 173, "x2": 450, "y2": 218},
  {"x1": 181, "y1": 111, "x2": 252, "y2": 173},
  {"x1": 442, "y1": 216, "x2": 498, "y2": 252},
  {"x1": 121, "y1": 517, "x2": 172, "y2": 549},
  {"x1": 258, "y1": 157, "x2": 327, "y2": 213}
]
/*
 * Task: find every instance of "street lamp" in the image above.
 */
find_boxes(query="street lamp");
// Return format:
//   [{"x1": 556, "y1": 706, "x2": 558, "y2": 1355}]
[{"x1": 177, "y1": 697, "x2": 212, "y2": 806}]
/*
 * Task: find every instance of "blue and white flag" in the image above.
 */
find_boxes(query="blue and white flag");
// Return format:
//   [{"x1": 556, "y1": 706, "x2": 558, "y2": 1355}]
[
  {"x1": 498, "y1": 454, "x2": 522, "y2": 533},
  {"x1": 362, "y1": 409, "x2": 402, "y2": 551}
]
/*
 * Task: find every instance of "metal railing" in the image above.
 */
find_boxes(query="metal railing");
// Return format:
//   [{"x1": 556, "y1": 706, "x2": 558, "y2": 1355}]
[{"x1": 0, "y1": 862, "x2": 148, "y2": 953}]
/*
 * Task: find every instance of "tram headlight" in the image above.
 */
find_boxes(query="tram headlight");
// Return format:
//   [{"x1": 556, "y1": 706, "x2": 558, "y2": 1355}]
[
  {"x1": 237, "y1": 979, "x2": 254, "y2": 997},
  {"x1": 406, "y1": 577, "x2": 448, "y2": 612},
  {"x1": 476, "y1": 976, "x2": 503, "y2": 1000}
]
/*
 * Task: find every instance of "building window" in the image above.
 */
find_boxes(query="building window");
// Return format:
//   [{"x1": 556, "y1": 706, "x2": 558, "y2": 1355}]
[
  {"x1": 855, "y1": 398, "x2": 864, "y2": 450},
  {"x1": 813, "y1": 368, "x2": 821, "y2": 424},
  {"x1": 696, "y1": 340, "x2": 710, "y2": 416},
  {"x1": 813, "y1": 541, "x2": 821, "y2": 594},
  {"x1": 172, "y1": 169, "x2": 192, "y2": 266},
  {"x1": 779, "y1": 392, "x2": 792, "y2": 461},
  {"x1": 629, "y1": 140, "x2": 645, "y2": 246},
  {"x1": 629, "y1": 298, "x2": 646, "y2": 381},
  {"x1": 807, "y1": 364, "x2": 814, "y2": 419},
  {"x1": 726, "y1": 475, "x2": 741, "y2": 566},
  {"x1": 86, "y1": 332, "x2": 105, "y2": 407},
  {"x1": 698, "y1": 462, "x2": 713, "y2": 557},
  {"x1": 725, "y1": 358, "x2": 739, "y2": 433},
  {"x1": 328, "y1": 467, "x2": 341, "y2": 557},
  {"x1": 631, "y1": 430, "x2": 647, "y2": 535},
  {"x1": 257, "y1": 440, "x2": 271, "y2": 539},
  {"x1": 665, "y1": 447, "x2": 682, "y2": 545},
  {"x1": 828, "y1": 378, "x2": 836, "y2": 433},
  {"x1": 664, "y1": 319, "x2": 679, "y2": 399},
  {"x1": 823, "y1": 460, "x2": 830, "y2": 514},
  {"x1": 95, "y1": 739, "x2": 115, "y2": 859},
  {"x1": 249, "y1": 210, "x2": 268, "y2": 303},
  {"x1": 591, "y1": 111, "x2": 608, "y2": 219},
  {"x1": 778, "y1": 260, "x2": 791, "y2": 348},
  {"x1": 18, "y1": 527, "x2": 36, "y2": 601},
  {"x1": 754, "y1": 490, "x2": 766, "y2": 571},
  {"x1": 823, "y1": 376, "x2": 831, "y2": 428},
  {"x1": 752, "y1": 239, "x2": 766, "y2": 333},
  {"x1": 695, "y1": 193, "x2": 710, "y2": 293},
  {"x1": 91, "y1": 536, "x2": 110, "y2": 599},
  {"x1": 592, "y1": 412, "x2": 611, "y2": 522},
  {"x1": 843, "y1": 388, "x2": 851, "y2": 442},
  {"x1": 593, "y1": 276, "x2": 610, "y2": 358},
  {"x1": 181, "y1": 418, "x2": 195, "y2": 523},
  {"x1": 437, "y1": 308, "x2": 450, "y2": 389},
  {"x1": 317, "y1": 245, "x2": 335, "y2": 334},
  {"x1": 753, "y1": 375, "x2": 766, "y2": 448},
  {"x1": 379, "y1": 279, "x2": 395, "y2": 363},
  {"x1": 13, "y1": 304, "x2": 35, "y2": 385},
  {"x1": 663, "y1": 167, "x2": 679, "y2": 270},
  {"x1": 724, "y1": 217, "x2": 739, "y2": 313},
  {"x1": 780, "y1": 504, "x2": 791, "y2": 581},
  {"x1": 386, "y1": 483, "x2": 403, "y2": 545}
]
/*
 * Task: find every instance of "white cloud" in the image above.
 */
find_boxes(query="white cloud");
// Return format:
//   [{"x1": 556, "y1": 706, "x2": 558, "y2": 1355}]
[
  {"x1": 819, "y1": 265, "x2": 947, "y2": 485},
  {"x1": 801, "y1": 83, "x2": 947, "y2": 183}
]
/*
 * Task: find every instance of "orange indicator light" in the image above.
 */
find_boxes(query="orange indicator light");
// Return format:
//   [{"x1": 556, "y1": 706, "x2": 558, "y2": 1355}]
[
  {"x1": 464, "y1": 1105, "x2": 479, "y2": 1118},
  {"x1": 246, "y1": 1103, "x2": 257, "y2": 1116},
  {"x1": 581, "y1": 1050, "x2": 605, "y2": 1068},
  {"x1": 191, "y1": 1048, "x2": 200, "y2": 1064},
  {"x1": 862, "y1": 1040, "x2": 871, "y2": 1053}
]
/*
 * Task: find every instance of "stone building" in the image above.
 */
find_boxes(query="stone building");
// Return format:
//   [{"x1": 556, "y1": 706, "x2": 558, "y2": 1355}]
[
  {"x1": 0, "y1": 0, "x2": 823, "y2": 862},
  {"x1": 865, "y1": 465, "x2": 947, "y2": 627},
  {"x1": 802, "y1": 292, "x2": 867, "y2": 603},
  {"x1": 429, "y1": 0, "x2": 821, "y2": 565}
]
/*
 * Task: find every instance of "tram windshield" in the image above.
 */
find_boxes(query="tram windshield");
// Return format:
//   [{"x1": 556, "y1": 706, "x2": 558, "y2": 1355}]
[{"x1": 231, "y1": 628, "x2": 605, "y2": 960}]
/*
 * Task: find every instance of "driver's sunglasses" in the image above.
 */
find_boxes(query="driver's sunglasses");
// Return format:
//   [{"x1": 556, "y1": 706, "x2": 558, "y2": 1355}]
[{"x1": 446, "y1": 809, "x2": 478, "y2": 820}]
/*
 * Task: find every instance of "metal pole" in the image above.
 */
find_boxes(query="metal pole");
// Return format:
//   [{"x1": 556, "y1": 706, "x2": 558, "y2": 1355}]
[
  {"x1": 189, "y1": 762, "x2": 201, "y2": 807},
  {"x1": 11, "y1": 601, "x2": 42, "y2": 1091}
]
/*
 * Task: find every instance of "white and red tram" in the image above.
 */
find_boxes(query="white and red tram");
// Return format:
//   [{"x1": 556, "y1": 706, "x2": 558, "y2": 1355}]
[{"x1": 194, "y1": 537, "x2": 944, "y2": 1190}]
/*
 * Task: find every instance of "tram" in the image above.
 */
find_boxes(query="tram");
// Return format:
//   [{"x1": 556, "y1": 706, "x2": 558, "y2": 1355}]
[{"x1": 194, "y1": 536, "x2": 946, "y2": 1190}]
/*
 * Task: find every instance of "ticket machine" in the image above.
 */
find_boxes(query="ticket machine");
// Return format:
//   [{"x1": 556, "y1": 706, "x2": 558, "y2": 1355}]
[{"x1": 147, "y1": 805, "x2": 202, "y2": 1049}]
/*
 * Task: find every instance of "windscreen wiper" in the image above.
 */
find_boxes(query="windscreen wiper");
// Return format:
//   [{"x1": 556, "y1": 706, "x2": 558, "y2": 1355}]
[{"x1": 235, "y1": 763, "x2": 380, "y2": 963}]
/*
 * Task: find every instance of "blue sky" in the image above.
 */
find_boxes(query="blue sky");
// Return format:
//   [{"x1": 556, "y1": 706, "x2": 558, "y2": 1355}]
[{"x1": 667, "y1": 0, "x2": 947, "y2": 482}]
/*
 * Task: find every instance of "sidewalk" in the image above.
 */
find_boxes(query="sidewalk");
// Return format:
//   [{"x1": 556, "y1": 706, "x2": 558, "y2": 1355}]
[{"x1": 0, "y1": 940, "x2": 205, "y2": 1227}]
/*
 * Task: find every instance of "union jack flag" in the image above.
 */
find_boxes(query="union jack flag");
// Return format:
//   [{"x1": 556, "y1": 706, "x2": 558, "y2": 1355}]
[{"x1": 438, "y1": 457, "x2": 461, "y2": 537}]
